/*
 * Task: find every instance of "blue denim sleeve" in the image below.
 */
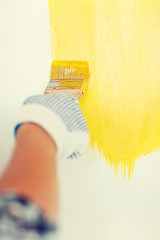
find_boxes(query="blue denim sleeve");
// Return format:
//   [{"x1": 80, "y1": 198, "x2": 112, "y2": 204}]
[{"x1": 0, "y1": 193, "x2": 57, "y2": 240}]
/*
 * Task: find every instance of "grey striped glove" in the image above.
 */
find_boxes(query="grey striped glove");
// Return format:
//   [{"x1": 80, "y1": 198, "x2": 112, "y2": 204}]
[{"x1": 14, "y1": 92, "x2": 90, "y2": 160}]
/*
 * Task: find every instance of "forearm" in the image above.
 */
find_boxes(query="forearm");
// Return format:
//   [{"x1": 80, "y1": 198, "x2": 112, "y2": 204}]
[
  {"x1": 0, "y1": 91, "x2": 89, "y2": 232},
  {"x1": 0, "y1": 92, "x2": 89, "y2": 240},
  {"x1": 0, "y1": 123, "x2": 58, "y2": 222}
]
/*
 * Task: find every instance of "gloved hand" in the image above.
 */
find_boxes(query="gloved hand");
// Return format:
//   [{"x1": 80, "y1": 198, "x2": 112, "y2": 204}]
[{"x1": 14, "y1": 92, "x2": 90, "y2": 160}]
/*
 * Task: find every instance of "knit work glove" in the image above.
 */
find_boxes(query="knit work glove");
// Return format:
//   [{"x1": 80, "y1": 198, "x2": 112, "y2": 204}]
[{"x1": 14, "y1": 92, "x2": 90, "y2": 160}]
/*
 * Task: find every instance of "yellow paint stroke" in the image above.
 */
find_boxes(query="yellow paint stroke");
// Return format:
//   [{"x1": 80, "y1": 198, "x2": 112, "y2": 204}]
[{"x1": 49, "y1": 0, "x2": 160, "y2": 178}]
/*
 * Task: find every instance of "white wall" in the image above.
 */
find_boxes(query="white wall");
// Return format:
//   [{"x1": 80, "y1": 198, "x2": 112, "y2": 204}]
[{"x1": 0, "y1": 1, "x2": 160, "y2": 240}]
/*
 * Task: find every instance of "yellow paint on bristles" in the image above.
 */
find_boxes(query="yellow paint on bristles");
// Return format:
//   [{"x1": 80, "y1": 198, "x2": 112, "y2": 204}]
[
  {"x1": 49, "y1": 0, "x2": 160, "y2": 179},
  {"x1": 50, "y1": 60, "x2": 90, "y2": 93}
]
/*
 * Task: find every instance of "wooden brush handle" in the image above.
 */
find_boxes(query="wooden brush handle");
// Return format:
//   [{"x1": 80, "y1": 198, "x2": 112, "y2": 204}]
[{"x1": 44, "y1": 89, "x2": 83, "y2": 99}]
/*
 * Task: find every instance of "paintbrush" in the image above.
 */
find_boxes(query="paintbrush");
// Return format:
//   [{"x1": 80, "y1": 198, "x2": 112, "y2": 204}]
[{"x1": 44, "y1": 60, "x2": 90, "y2": 99}]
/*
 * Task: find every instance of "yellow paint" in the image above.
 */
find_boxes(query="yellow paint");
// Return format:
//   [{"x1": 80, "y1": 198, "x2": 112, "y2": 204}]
[
  {"x1": 50, "y1": 60, "x2": 90, "y2": 93},
  {"x1": 49, "y1": 0, "x2": 160, "y2": 178}
]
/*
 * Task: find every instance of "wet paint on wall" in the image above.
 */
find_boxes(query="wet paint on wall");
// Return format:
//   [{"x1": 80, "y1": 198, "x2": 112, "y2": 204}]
[{"x1": 48, "y1": 0, "x2": 160, "y2": 178}]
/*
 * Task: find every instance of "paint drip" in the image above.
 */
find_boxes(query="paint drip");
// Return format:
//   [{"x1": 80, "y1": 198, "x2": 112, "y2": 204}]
[{"x1": 49, "y1": 0, "x2": 160, "y2": 178}]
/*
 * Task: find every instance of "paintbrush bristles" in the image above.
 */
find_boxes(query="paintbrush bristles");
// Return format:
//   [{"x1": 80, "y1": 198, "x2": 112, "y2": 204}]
[{"x1": 47, "y1": 60, "x2": 90, "y2": 94}]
